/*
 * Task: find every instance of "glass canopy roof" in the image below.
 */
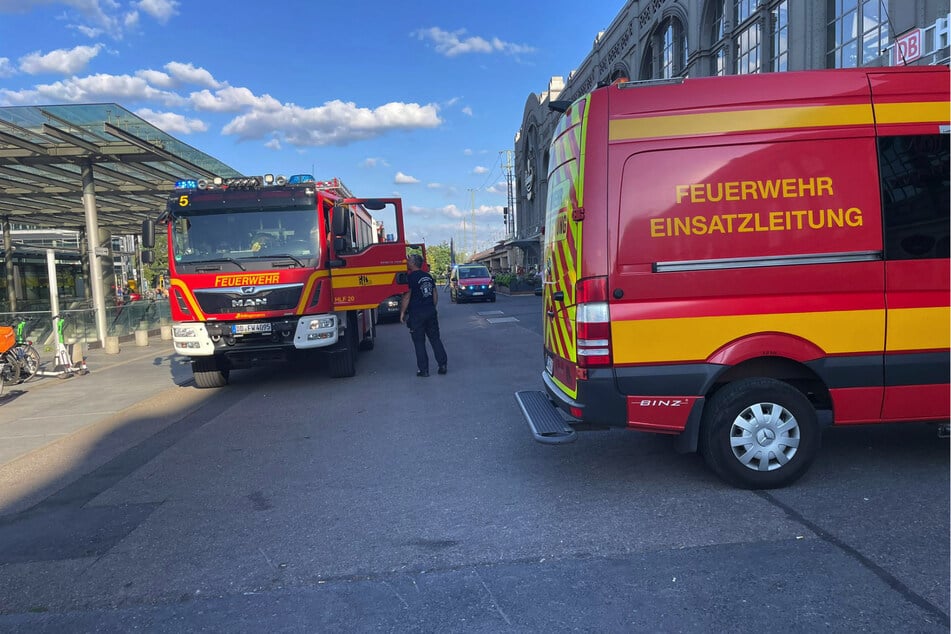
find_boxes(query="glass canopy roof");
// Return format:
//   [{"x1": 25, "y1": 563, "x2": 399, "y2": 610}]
[{"x1": 0, "y1": 103, "x2": 242, "y2": 233}]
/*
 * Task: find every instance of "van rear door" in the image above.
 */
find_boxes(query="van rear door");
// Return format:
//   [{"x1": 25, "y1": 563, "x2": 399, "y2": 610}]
[
  {"x1": 542, "y1": 97, "x2": 588, "y2": 399},
  {"x1": 870, "y1": 69, "x2": 951, "y2": 420}
]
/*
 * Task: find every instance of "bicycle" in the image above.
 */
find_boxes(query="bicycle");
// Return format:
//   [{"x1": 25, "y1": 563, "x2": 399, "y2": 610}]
[
  {"x1": 0, "y1": 323, "x2": 20, "y2": 387},
  {"x1": 7, "y1": 315, "x2": 41, "y2": 383}
]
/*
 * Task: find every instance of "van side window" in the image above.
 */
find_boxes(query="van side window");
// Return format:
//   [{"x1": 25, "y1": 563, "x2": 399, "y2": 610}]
[{"x1": 878, "y1": 134, "x2": 950, "y2": 260}]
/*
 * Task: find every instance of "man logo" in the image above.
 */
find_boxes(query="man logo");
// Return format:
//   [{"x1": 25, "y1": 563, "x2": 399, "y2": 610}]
[{"x1": 233, "y1": 297, "x2": 266, "y2": 307}]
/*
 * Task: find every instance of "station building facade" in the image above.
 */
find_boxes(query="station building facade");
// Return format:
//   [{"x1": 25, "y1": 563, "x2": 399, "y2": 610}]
[{"x1": 508, "y1": 0, "x2": 950, "y2": 269}]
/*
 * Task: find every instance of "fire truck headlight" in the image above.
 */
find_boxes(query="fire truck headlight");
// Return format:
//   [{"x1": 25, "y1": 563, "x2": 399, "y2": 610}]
[
  {"x1": 173, "y1": 326, "x2": 199, "y2": 338},
  {"x1": 308, "y1": 317, "x2": 335, "y2": 330}
]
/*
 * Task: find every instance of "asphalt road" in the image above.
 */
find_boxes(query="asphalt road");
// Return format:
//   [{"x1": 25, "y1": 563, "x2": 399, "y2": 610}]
[{"x1": 0, "y1": 293, "x2": 948, "y2": 632}]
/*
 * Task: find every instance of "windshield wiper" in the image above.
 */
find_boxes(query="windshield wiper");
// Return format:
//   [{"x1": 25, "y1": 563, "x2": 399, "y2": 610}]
[
  {"x1": 192, "y1": 257, "x2": 247, "y2": 271},
  {"x1": 244, "y1": 254, "x2": 305, "y2": 267}
]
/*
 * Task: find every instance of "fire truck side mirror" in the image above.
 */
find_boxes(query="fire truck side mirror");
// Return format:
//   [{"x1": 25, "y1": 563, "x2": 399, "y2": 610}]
[
  {"x1": 331, "y1": 204, "x2": 349, "y2": 237},
  {"x1": 142, "y1": 219, "x2": 155, "y2": 248}
]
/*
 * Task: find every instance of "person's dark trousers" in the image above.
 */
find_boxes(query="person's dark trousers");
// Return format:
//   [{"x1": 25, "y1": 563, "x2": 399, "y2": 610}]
[{"x1": 408, "y1": 308, "x2": 448, "y2": 373}]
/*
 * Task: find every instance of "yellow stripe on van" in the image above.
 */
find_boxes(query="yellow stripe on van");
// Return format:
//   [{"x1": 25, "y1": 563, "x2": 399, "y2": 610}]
[
  {"x1": 886, "y1": 307, "x2": 950, "y2": 352},
  {"x1": 612, "y1": 309, "x2": 886, "y2": 364},
  {"x1": 873, "y1": 101, "x2": 950, "y2": 125},
  {"x1": 609, "y1": 104, "x2": 874, "y2": 142}
]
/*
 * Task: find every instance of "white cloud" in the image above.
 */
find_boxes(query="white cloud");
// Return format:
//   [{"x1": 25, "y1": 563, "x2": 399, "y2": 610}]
[
  {"x1": 414, "y1": 27, "x2": 535, "y2": 58},
  {"x1": 264, "y1": 138, "x2": 281, "y2": 150},
  {"x1": 166, "y1": 61, "x2": 221, "y2": 88},
  {"x1": 135, "y1": 108, "x2": 207, "y2": 134},
  {"x1": 427, "y1": 183, "x2": 442, "y2": 189},
  {"x1": 472, "y1": 165, "x2": 489, "y2": 174},
  {"x1": 461, "y1": 106, "x2": 473, "y2": 116},
  {"x1": 463, "y1": 148, "x2": 473, "y2": 156},
  {"x1": 362, "y1": 157, "x2": 389, "y2": 168},
  {"x1": 222, "y1": 99, "x2": 442, "y2": 147},
  {"x1": 0, "y1": 58, "x2": 15, "y2": 78},
  {"x1": 0, "y1": 73, "x2": 186, "y2": 106},
  {"x1": 123, "y1": 10, "x2": 140, "y2": 30},
  {"x1": 395, "y1": 172, "x2": 420, "y2": 184},
  {"x1": 135, "y1": 68, "x2": 174, "y2": 88},
  {"x1": 19, "y1": 44, "x2": 103, "y2": 75},
  {"x1": 137, "y1": 0, "x2": 179, "y2": 23},
  {"x1": 190, "y1": 86, "x2": 281, "y2": 113}
]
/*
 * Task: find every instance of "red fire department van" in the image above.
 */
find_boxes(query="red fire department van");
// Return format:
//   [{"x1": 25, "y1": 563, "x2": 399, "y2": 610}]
[{"x1": 516, "y1": 66, "x2": 950, "y2": 489}]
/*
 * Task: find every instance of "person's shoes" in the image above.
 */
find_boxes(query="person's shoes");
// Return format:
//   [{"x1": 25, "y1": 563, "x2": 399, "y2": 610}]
[
  {"x1": 417, "y1": 370, "x2": 429, "y2": 377},
  {"x1": 437, "y1": 365, "x2": 447, "y2": 375}
]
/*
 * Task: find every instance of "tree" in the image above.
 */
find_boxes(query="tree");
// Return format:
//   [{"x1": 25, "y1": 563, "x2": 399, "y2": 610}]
[
  {"x1": 141, "y1": 231, "x2": 169, "y2": 290},
  {"x1": 422, "y1": 241, "x2": 470, "y2": 280},
  {"x1": 425, "y1": 242, "x2": 451, "y2": 280}
]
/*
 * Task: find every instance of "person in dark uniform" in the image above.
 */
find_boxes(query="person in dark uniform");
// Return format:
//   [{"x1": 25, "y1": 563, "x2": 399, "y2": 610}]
[{"x1": 400, "y1": 253, "x2": 448, "y2": 377}]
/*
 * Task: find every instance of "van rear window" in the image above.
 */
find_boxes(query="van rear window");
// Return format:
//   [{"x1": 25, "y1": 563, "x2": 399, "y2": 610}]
[{"x1": 879, "y1": 134, "x2": 950, "y2": 260}]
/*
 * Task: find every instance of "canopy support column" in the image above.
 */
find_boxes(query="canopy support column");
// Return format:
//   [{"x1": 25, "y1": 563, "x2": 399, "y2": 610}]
[
  {"x1": 2, "y1": 216, "x2": 14, "y2": 312},
  {"x1": 80, "y1": 160, "x2": 108, "y2": 345}
]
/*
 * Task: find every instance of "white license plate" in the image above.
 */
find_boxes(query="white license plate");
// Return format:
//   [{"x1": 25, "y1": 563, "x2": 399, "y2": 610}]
[
  {"x1": 545, "y1": 354, "x2": 553, "y2": 374},
  {"x1": 473, "y1": 291, "x2": 483, "y2": 296},
  {"x1": 232, "y1": 323, "x2": 272, "y2": 334}
]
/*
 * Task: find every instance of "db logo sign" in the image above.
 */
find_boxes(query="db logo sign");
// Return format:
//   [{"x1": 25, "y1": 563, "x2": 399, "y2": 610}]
[{"x1": 895, "y1": 29, "x2": 922, "y2": 65}]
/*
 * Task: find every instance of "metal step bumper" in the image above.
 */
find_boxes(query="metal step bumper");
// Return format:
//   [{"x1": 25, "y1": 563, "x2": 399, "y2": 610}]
[{"x1": 514, "y1": 390, "x2": 577, "y2": 444}]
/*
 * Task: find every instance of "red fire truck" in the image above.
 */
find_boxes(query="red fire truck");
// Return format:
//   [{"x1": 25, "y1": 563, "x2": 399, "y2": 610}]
[
  {"x1": 143, "y1": 175, "x2": 415, "y2": 388},
  {"x1": 516, "y1": 66, "x2": 950, "y2": 489}
]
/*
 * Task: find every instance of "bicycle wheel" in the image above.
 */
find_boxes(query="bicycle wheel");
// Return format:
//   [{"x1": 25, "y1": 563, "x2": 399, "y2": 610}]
[
  {"x1": 18, "y1": 344, "x2": 40, "y2": 381},
  {"x1": 1, "y1": 351, "x2": 20, "y2": 386}
]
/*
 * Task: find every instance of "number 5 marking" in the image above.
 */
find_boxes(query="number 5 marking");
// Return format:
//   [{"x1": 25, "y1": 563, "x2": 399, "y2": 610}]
[{"x1": 178, "y1": 195, "x2": 190, "y2": 207}]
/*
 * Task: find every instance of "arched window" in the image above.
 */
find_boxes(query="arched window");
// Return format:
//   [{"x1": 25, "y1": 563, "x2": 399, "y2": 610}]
[
  {"x1": 701, "y1": 0, "x2": 789, "y2": 75},
  {"x1": 827, "y1": 0, "x2": 889, "y2": 67},
  {"x1": 642, "y1": 17, "x2": 687, "y2": 79}
]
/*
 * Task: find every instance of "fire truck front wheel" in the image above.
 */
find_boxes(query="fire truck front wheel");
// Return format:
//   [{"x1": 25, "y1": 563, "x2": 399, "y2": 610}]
[
  {"x1": 700, "y1": 377, "x2": 820, "y2": 490},
  {"x1": 328, "y1": 318, "x2": 358, "y2": 378},
  {"x1": 192, "y1": 356, "x2": 230, "y2": 389}
]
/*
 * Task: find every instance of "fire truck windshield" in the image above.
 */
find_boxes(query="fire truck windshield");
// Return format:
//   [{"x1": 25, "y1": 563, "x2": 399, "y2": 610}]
[{"x1": 171, "y1": 208, "x2": 321, "y2": 267}]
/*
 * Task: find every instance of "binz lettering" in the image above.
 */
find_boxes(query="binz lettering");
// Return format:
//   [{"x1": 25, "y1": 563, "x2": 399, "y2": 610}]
[{"x1": 638, "y1": 399, "x2": 687, "y2": 407}]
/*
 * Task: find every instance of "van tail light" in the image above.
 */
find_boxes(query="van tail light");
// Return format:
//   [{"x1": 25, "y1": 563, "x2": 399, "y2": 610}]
[{"x1": 575, "y1": 276, "x2": 612, "y2": 368}]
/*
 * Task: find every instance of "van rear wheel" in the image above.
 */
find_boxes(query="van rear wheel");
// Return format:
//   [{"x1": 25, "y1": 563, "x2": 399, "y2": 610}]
[{"x1": 700, "y1": 378, "x2": 819, "y2": 489}]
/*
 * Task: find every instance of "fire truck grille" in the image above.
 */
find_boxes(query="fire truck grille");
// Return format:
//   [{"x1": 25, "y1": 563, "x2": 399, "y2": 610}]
[{"x1": 195, "y1": 283, "x2": 305, "y2": 314}]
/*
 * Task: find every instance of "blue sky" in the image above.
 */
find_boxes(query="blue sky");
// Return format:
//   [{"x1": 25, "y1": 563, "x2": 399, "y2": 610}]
[{"x1": 0, "y1": 0, "x2": 621, "y2": 252}]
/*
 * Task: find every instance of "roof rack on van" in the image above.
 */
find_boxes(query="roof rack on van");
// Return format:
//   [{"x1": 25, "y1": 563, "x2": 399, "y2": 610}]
[{"x1": 616, "y1": 77, "x2": 686, "y2": 90}]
